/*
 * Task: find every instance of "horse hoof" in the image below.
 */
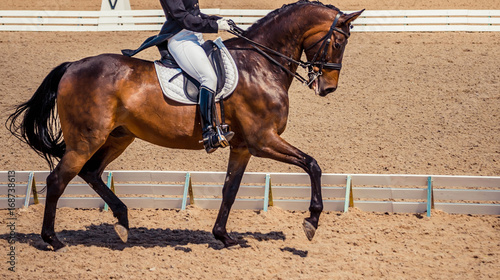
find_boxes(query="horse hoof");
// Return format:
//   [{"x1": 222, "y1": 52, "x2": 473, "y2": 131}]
[
  {"x1": 226, "y1": 243, "x2": 241, "y2": 250},
  {"x1": 114, "y1": 223, "x2": 129, "y2": 243},
  {"x1": 55, "y1": 246, "x2": 68, "y2": 253},
  {"x1": 302, "y1": 219, "x2": 316, "y2": 241}
]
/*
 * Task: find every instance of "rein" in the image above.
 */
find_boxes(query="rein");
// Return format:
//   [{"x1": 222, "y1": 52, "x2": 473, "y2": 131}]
[{"x1": 228, "y1": 13, "x2": 348, "y2": 86}]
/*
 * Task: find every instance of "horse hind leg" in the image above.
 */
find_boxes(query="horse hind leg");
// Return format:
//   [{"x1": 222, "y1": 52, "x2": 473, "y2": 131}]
[
  {"x1": 78, "y1": 132, "x2": 135, "y2": 243},
  {"x1": 41, "y1": 122, "x2": 118, "y2": 250},
  {"x1": 42, "y1": 150, "x2": 96, "y2": 251}
]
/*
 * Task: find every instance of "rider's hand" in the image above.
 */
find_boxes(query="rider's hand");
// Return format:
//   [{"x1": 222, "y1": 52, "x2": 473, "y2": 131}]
[{"x1": 217, "y1": 18, "x2": 231, "y2": 31}]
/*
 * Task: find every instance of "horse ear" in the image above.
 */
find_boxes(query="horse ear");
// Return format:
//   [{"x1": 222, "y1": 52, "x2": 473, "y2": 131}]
[{"x1": 341, "y1": 9, "x2": 365, "y2": 25}]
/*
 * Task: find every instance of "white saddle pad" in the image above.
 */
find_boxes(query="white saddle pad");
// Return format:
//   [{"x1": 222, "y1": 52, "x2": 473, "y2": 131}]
[{"x1": 154, "y1": 37, "x2": 239, "y2": 105}]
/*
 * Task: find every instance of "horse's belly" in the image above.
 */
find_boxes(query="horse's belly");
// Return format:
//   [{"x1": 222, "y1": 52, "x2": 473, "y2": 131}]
[{"x1": 121, "y1": 100, "x2": 204, "y2": 150}]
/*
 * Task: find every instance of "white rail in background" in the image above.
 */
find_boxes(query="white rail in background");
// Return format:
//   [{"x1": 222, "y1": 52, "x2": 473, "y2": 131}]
[
  {"x1": 1, "y1": 171, "x2": 499, "y2": 216},
  {"x1": 0, "y1": 9, "x2": 499, "y2": 32}
]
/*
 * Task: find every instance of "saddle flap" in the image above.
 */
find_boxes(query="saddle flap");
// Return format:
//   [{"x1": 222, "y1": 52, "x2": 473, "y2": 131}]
[
  {"x1": 184, "y1": 75, "x2": 200, "y2": 103},
  {"x1": 154, "y1": 37, "x2": 239, "y2": 105}
]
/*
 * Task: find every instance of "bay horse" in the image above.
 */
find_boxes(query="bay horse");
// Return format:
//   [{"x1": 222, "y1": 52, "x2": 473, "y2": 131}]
[{"x1": 7, "y1": 1, "x2": 363, "y2": 251}]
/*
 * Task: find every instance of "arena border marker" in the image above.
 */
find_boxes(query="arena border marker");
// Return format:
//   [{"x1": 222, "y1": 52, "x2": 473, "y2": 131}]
[
  {"x1": 263, "y1": 174, "x2": 272, "y2": 212},
  {"x1": 344, "y1": 175, "x2": 354, "y2": 213},
  {"x1": 23, "y1": 172, "x2": 33, "y2": 208},
  {"x1": 181, "y1": 172, "x2": 193, "y2": 210},
  {"x1": 427, "y1": 176, "x2": 434, "y2": 217},
  {"x1": 188, "y1": 175, "x2": 194, "y2": 206},
  {"x1": 104, "y1": 172, "x2": 115, "y2": 211},
  {"x1": 24, "y1": 171, "x2": 38, "y2": 208}
]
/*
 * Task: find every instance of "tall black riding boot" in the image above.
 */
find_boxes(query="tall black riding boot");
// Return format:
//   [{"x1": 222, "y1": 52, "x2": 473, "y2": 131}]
[{"x1": 199, "y1": 86, "x2": 234, "y2": 153}]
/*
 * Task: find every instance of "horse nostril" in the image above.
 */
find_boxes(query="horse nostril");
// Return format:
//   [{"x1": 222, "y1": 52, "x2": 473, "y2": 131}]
[{"x1": 320, "y1": 87, "x2": 337, "y2": 96}]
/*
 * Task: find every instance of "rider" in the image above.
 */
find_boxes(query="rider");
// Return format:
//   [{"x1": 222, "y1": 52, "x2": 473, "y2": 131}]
[{"x1": 122, "y1": 0, "x2": 234, "y2": 153}]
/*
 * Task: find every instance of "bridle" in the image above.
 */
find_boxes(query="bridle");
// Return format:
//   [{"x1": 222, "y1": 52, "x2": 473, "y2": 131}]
[
  {"x1": 304, "y1": 13, "x2": 349, "y2": 85},
  {"x1": 227, "y1": 13, "x2": 349, "y2": 86}
]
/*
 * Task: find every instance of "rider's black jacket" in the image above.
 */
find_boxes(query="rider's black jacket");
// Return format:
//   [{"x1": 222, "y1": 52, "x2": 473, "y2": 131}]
[
  {"x1": 122, "y1": 0, "x2": 220, "y2": 57},
  {"x1": 160, "y1": 0, "x2": 220, "y2": 34}
]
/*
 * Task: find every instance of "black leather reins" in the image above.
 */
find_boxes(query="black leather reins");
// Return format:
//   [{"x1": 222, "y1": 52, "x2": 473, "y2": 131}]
[{"x1": 227, "y1": 13, "x2": 349, "y2": 86}]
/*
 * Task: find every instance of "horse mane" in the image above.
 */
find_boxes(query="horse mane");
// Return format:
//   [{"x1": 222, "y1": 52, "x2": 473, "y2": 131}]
[{"x1": 244, "y1": 0, "x2": 341, "y2": 35}]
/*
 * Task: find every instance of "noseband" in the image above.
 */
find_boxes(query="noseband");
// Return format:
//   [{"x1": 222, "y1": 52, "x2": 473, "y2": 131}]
[{"x1": 228, "y1": 12, "x2": 349, "y2": 85}]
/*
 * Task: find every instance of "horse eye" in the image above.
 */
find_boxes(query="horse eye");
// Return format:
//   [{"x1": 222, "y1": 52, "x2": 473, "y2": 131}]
[{"x1": 334, "y1": 43, "x2": 341, "y2": 49}]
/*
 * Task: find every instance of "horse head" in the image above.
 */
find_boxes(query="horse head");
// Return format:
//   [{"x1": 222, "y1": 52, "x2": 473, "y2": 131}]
[
  {"x1": 303, "y1": 9, "x2": 364, "y2": 96},
  {"x1": 235, "y1": 2, "x2": 363, "y2": 97}
]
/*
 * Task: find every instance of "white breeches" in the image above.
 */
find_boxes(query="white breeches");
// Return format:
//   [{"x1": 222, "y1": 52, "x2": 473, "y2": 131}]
[{"x1": 168, "y1": 29, "x2": 217, "y2": 92}]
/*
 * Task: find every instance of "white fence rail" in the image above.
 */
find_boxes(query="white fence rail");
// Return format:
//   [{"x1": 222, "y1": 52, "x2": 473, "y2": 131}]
[
  {"x1": 1, "y1": 171, "x2": 499, "y2": 216},
  {"x1": 0, "y1": 9, "x2": 499, "y2": 32}
]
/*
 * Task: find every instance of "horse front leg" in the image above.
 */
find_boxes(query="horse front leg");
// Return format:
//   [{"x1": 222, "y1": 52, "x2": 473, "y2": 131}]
[
  {"x1": 301, "y1": 154, "x2": 323, "y2": 241},
  {"x1": 249, "y1": 133, "x2": 323, "y2": 241},
  {"x1": 213, "y1": 147, "x2": 252, "y2": 247}
]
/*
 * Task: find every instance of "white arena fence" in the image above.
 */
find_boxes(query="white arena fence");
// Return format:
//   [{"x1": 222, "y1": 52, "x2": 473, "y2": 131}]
[
  {"x1": 0, "y1": 9, "x2": 499, "y2": 32},
  {"x1": 1, "y1": 171, "x2": 499, "y2": 216}
]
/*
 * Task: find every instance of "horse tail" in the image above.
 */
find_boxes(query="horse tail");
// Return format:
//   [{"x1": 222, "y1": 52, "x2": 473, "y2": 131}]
[{"x1": 6, "y1": 62, "x2": 72, "y2": 170}]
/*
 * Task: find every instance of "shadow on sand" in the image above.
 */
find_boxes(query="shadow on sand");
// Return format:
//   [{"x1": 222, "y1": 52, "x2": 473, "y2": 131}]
[{"x1": 0, "y1": 224, "x2": 287, "y2": 251}]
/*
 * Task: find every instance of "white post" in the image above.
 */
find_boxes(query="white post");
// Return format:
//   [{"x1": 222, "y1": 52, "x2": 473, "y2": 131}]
[{"x1": 99, "y1": 0, "x2": 132, "y2": 30}]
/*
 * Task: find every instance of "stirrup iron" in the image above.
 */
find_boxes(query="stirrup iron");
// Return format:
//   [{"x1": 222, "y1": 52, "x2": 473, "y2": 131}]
[{"x1": 216, "y1": 126, "x2": 230, "y2": 148}]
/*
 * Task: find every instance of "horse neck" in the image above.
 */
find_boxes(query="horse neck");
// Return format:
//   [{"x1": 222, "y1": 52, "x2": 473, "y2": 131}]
[{"x1": 245, "y1": 6, "x2": 334, "y2": 84}]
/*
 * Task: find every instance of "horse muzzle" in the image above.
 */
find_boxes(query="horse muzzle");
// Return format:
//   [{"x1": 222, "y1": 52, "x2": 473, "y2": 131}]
[
  {"x1": 319, "y1": 86, "x2": 337, "y2": 96},
  {"x1": 309, "y1": 76, "x2": 337, "y2": 96}
]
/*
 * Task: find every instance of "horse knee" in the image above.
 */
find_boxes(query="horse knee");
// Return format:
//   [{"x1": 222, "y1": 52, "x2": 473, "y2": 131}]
[{"x1": 305, "y1": 156, "x2": 322, "y2": 177}]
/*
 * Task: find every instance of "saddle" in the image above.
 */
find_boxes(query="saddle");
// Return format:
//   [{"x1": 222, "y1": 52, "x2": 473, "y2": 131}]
[{"x1": 156, "y1": 38, "x2": 237, "y2": 104}]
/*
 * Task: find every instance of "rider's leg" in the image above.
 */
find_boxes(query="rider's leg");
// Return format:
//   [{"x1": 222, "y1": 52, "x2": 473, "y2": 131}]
[
  {"x1": 167, "y1": 30, "x2": 218, "y2": 91},
  {"x1": 168, "y1": 30, "x2": 233, "y2": 153},
  {"x1": 199, "y1": 86, "x2": 217, "y2": 153},
  {"x1": 198, "y1": 86, "x2": 234, "y2": 153}
]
